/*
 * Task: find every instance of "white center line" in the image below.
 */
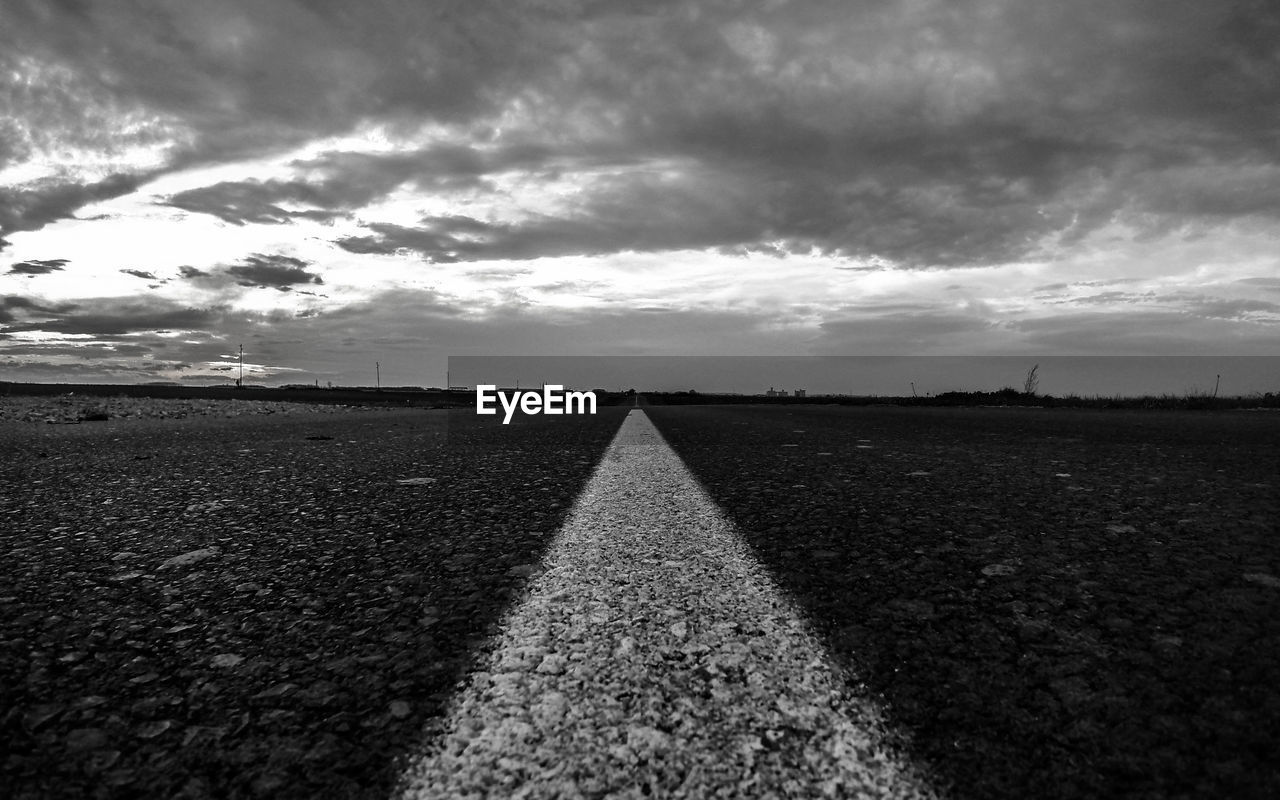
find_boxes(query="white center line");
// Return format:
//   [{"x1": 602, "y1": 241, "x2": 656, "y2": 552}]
[{"x1": 397, "y1": 410, "x2": 941, "y2": 799}]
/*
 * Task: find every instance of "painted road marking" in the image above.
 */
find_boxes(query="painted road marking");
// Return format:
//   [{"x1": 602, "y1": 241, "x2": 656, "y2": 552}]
[{"x1": 397, "y1": 410, "x2": 940, "y2": 798}]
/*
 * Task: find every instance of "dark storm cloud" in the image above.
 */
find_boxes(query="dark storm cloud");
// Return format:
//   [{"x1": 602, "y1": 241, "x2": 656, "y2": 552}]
[
  {"x1": 0, "y1": 358, "x2": 192, "y2": 379},
  {"x1": 160, "y1": 141, "x2": 520, "y2": 224},
  {"x1": 7, "y1": 1, "x2": 1280, "y2": 264},
  {"x1": 0, "y1": 295, "x2": 72, "y2": 323},
  {"x1": 291, "y1": 143, "x2": 566, "y2": 189},
  {"x1": 8, "y1": 258, "x2": 69, "y2": 275},
  {"x1": 332, "y1": 165, "x2": 768, "y2": 261},
  {"x1": 0, "y1": 295, "x2": 228, "y2": 336},
  {"x1": 486, "y1": 0, "x2": 1280, "y2": 265},
  {"x1": 166, "y1": 180, "x2": 338, "y2": 226},
  {"x1": 226, "y1": 254, "x2": 322, "y2": 290},
  {"x1": 0, "y1": 172, "x2": 156, "y2": 236},
  {"x1": 2, "y1": 0, "x2": 558, "y2": 232},
  {"x1": 0, "y1": 292, "x2": 317, "y2": 379},
  {"x1": 162, "y1": 141, "x2": 621, "y2": 226},
  {"x1": 175, "y1": 254, "x2": 322, "y2": 292},
  {"x1": 316, "y1": 0, "x2": 1280, "y2": 266},
  {"x1": 309, "y1": 144, "x2": 1062, "y2": 264}
]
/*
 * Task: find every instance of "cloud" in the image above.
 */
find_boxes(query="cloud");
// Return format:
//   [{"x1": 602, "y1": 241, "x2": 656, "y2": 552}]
[
  {"x1": 5, "y1": 0, "x2": 1280, "y2": 386},
  {"x1": 165, "y1": 180, "x2": 337, "y2": 226},
  {"x1": 0, "y1": 358, "x2": 192, "y2": 381},
  {"x1": 8, "y1": 258, "x2": 69, "y2": 275},
  {"x1": 226, "y1": 254, "x2": 323, "y2": 291},
  {"x1": 162, "y1": 141, "x2": 618, "y2": 226},
  {"x1": 2, "y1": 1, "x2": 561, "y2": 230},
  {"x1": 0, "y1": 295, "x2": 73, "y2": 323},
  {"x1": 6, "y1": 277, "x2": 1278, "y2": 386},
  {"x1": 465, "y1": 267, "x2": 533, "y2": 283},
  {"x1": 331, "y1": 166, "x2": 769, "y2": 261},
  {"x1": 0, "y1": 172, "x2": 156, "y2": 236},
  {"x1": 1178, "y1": 295, "x2": 1280, "y2": 321},
  {"x1": 1012, "y1": 311, "x2": 1279, "y2": 355},
  {"x1": 1063, "y1": 291, "x2": 1156, "y2": 307},
  {"x1": 0, "y1": 340, "x2": 154, "y2": 359},
  {"x1": 454, "y1": 0, "x2": 1280, "y2": 266},
  {"x1": 175, "y1": 254, "x2": 322, "y2": 292},
  {"x1": 7, "y1": 2, "x2": 1280, "y2": 266},
  {"x1": 1237, "y1": 277, "x2": 1280, "y2": 291},
  {"x1": 1045, "y1": 289, "x2": 1280, "y2": 323},
  {"x1": 814, "y1": 310, "x2": 1001, "y2": 354},
  {"x1": 532, "y1": 280, "x2": 607, "y2": 294},
  {"x1": 0, "y1": 292, "x2": 307, "y2": 382},
  {"x1": 1, "y1": 295, "x2": 229, "y2": 336}
]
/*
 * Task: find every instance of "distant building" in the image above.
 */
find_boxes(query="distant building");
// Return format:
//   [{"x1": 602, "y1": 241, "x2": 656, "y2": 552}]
[
  {"x1": 765, "y1": 386, "x2": 786, "y2": 397},
  {"x1": 795, "y1": 389, "x2": 806, "y2": 398}
]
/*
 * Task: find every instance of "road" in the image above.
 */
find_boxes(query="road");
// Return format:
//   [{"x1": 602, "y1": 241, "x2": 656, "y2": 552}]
[
  {"x1": 2, "y1": 404, "x2": 1278, "y2": 798},
  {"x1": 1, "y1": 408, "x2": 624, "y2": 798},
  {"x1": 398, "y1": 410, "x2": 937, "y2": 799},
  {"x1": 645, "y1": 403, "x2": 1280, "y2": 799}
]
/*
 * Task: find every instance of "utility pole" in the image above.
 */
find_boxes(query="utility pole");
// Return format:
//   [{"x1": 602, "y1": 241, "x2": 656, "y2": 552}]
[
  {"x1": 238, "y1": 344, "x2": 243, "y2": 388},
  {"x1": 376, "y1": 361, "x2": 381, "y2": 391}
]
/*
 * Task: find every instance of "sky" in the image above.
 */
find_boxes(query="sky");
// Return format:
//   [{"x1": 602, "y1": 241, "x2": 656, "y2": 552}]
[{"x1": 2, "y1": 0, "x2": 1279, "y2": 394}]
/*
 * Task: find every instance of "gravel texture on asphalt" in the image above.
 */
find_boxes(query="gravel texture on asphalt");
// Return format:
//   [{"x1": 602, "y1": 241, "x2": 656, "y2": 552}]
[
  {"x1": 0, "y1": 405, "x2": 627, "y2": 799},
  {"x1": 399, "y1": 410, "x2": 941, "y2": 799},
  {"x1": 645, "y1": 404, "x2": 1280, "y2": 800}
]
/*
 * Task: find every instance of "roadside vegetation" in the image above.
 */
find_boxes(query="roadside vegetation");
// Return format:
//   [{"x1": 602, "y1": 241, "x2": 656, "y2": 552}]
[
  {"x1": 643, "y1": 388, "x2": 1280, "y2": 410},
  {"x1": 3, "y1": 378, "x2": 1277, "y2": 417},
  {"x1": 643, "y1": 363, "x2": 1280, "y2": 409}
]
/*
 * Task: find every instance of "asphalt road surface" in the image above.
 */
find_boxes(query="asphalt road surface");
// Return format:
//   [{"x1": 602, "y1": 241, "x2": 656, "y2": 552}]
[
  {"x1": 3, "y1": 403, "x2": 1278, "y2": 798},
  {"x1": 1, "y1": 408, "x2": 625, "y2": 799},
  {"x1": 646, "y1": 404, "x2": 1280, "y2": 799},
  {"x1": 398, "y1": 410, "x2": 938, "y2": 799}
]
